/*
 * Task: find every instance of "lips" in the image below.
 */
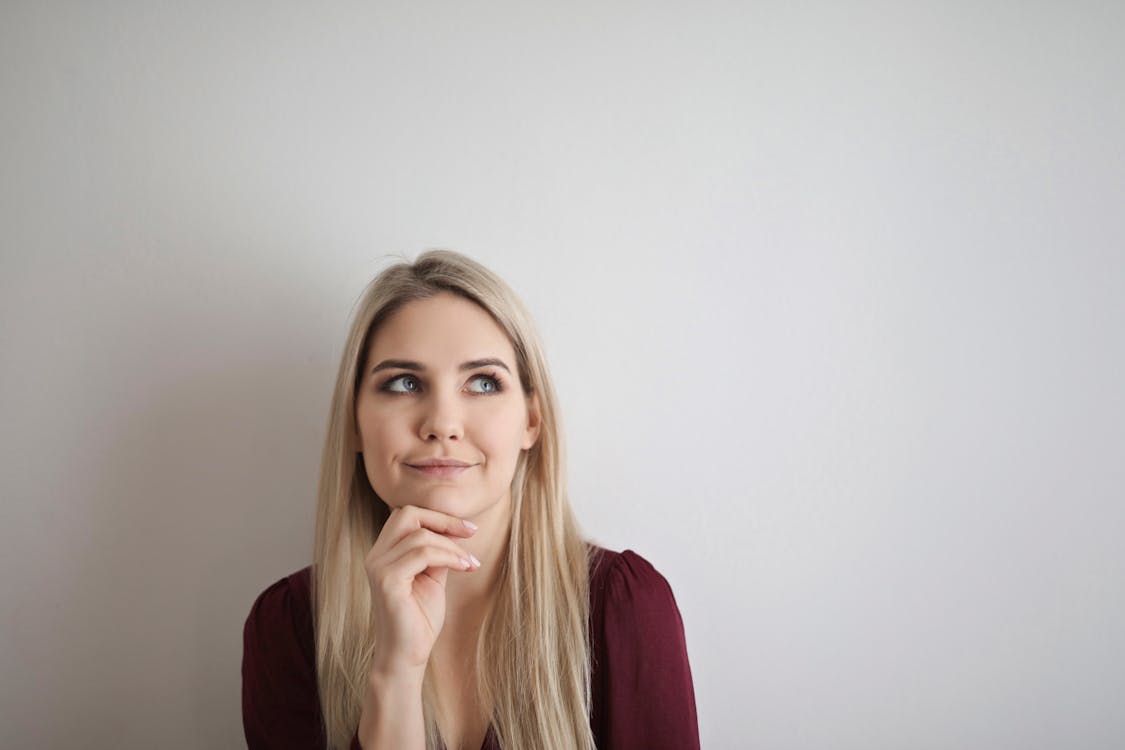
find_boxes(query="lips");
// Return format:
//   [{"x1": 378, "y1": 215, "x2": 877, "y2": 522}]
[
  {"x1": 407, "y1": 463, "x2": 474, "y2": 479},
  {"x1": 406, "y1": 458, "x2": 472, "y2": 468},
  {"x1": 405, "y1": 457, "x2": 475, "y2": 479}
]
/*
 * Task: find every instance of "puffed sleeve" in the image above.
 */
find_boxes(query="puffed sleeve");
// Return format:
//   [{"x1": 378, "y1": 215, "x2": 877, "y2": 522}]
[
  {"x1": 241, "y1": 572, "x2": 366, "y2": 750},
  {"x1": 590, "y1": 549, "x2": 701, "y2": 750}
]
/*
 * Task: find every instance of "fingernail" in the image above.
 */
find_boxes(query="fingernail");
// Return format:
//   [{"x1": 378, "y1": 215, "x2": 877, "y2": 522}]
[
  {"x1": 462, "y1": 519, "x2": 478, "y2": 530},
  {"x1": 469, "y1": 554, "x2": 481, "y2": 567}
]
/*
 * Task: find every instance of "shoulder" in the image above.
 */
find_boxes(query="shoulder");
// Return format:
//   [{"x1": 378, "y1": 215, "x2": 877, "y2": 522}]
[
  {"x1": 586, "y1": 544, "x2": 683, "y2": 625},
  {"x1": 584, "y1": 546, "x2": 700, "y2": 747},
  {"x1": 243, "y1": 565, "x2": 316, "y2": 665},
  {"x1": 242, "y1": 566, "x2": 327, "y2": 746},
  {"x1": 246, "y1": 565, "x2": 314, "y2": 623}
]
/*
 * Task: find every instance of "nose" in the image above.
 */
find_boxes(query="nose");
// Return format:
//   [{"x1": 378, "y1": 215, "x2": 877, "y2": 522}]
[{"x1": 418, "y1": 389, "x2": 464, "y2": 442}]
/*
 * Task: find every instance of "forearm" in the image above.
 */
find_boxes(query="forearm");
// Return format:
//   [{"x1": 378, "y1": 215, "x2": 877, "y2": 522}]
[{"x1": 356, "y1": 670, "x2": 426, "y2": 750}]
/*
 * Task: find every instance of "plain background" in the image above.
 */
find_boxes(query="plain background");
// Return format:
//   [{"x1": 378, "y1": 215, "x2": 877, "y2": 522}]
[{"x1": 2, "y1": 2, "x2": 1123, "y2": 748}]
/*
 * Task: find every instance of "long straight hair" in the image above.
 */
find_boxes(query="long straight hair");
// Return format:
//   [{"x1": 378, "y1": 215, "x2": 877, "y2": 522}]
[{"x1": 312, "y1": 250, "x2": 595, "y2": 750}]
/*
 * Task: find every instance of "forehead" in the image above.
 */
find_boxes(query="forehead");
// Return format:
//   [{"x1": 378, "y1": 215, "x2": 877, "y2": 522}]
[{"x1": 367, "y1": 292, "x2": 516, "y2": 364}]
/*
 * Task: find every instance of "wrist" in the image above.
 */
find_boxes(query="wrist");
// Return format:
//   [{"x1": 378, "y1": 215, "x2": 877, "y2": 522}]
[
  {"x1": 358, "y1": 666, "x2": 426, "y2": 749},
  {"x1": 368, "y1": 665, "x2": 425, "y2": 693}
]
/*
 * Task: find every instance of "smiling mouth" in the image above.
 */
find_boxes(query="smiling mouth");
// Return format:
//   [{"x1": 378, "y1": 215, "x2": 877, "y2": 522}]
[{"x1": 407, "y1": 464, "x2": 475, "y2": 479}]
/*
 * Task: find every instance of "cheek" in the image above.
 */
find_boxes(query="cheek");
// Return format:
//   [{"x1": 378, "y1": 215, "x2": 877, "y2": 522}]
[
  {"x1": 481, "y1": 408, "x2": 529, "y2": 455},
  {"x1": 357, "y1": 411, "x2": 404, "y2": 463},
  {"x1": 358, "y1": 419, "x2": 405, "y2": 501}
]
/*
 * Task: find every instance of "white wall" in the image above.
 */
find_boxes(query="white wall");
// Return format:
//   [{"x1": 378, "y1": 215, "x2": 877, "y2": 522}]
[{"x1": 2, "y1": 2, "x2": 1123, "y2": 748}]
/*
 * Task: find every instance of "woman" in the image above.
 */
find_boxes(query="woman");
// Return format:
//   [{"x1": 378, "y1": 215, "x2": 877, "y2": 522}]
[{"x1": 242, "y1": 250, "x2": 699, "y2": 749}]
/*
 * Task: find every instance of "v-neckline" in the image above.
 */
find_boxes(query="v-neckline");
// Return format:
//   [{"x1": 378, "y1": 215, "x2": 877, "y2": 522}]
[{"x1": 439, "y1": 722, "x2": 496, "y2": 750}]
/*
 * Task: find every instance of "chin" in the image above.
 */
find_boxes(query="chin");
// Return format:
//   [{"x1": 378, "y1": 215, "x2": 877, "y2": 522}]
[
  {"x1": 397, "y1": 490, "x2": 482, "y2": 514},
  {"x1": 377, "y1": 484, "x2": 507, "y2": 519}
]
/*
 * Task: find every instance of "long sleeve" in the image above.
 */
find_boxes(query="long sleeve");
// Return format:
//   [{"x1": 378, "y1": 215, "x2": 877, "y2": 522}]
[
  {"x1": 589, "y1": 549, "x2": 700, "y2": 750},
  {"x1": 241, "y1": 569, "x2": 365, "y2": 750}
]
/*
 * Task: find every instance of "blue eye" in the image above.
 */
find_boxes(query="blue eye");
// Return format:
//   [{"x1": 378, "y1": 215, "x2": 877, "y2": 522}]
[
  {"x1": 381, "y1": 374, "x2": 420, "y2": 393},
  {"x1": 469, "y1": 374, "x2": 503, "y2": 394}
]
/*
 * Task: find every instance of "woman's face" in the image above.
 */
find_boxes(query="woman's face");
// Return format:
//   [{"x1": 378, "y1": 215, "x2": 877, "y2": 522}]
[{"x1": 354, "y1": 292, "x2": 541, "y2": 523}]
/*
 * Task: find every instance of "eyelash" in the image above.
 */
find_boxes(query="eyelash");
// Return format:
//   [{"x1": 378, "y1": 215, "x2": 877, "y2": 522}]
[{"x1": 378, "y1": 371, "x2": 506, "y2": 396}]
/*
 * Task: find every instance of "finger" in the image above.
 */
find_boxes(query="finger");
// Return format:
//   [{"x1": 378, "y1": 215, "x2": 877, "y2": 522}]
[
  {"x1": 384, "y1": 504, "x2": 479, "y2": 542},
  {"x1": 386, "y1": 527, "x2": 477, "y2": 564},
  {"x1": 367, "y1": 527, "x2": 475, "y2": 578},
  {"x1": 387, "y1": 531, "x2": 482, "y2": 572},
  {"x1": 385, "y1": 545, "x2": 478, "y2": 587}
]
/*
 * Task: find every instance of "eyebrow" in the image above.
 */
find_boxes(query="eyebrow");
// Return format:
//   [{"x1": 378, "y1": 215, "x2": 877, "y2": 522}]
[{"x1": 369, "y1": 358, "x2": 513, "y2": 377}]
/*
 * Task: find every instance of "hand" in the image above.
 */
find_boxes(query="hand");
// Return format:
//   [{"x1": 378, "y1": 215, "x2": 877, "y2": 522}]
[{"x1": 364, "y1": 504, "x2": 480, "y2": 679}]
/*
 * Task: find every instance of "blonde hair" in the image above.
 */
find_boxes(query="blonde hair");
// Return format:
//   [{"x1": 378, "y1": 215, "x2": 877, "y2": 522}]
[{"x1": 312, "y1": 250, "x2": 595, "y2": 750}]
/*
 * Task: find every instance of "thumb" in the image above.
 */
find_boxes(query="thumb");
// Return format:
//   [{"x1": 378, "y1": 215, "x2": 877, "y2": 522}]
[{"x1": 424, "y1": 564, "x2": 450, "y2": 588}]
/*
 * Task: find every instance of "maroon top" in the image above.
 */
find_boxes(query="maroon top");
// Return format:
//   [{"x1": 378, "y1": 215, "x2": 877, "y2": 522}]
[{"x1": 242, "y1": 545, "x2": 699, "y2": 750}]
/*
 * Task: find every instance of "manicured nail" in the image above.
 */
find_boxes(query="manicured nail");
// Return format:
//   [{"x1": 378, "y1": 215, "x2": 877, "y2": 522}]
[
  {"x1": 469, "y1": 554, "x2": 481, "y2": 567},
  {"x1": 462, "y1": 519, "x2": 478, "y2": 530},
  {"x1": 460, "y1": 557, "x2": 472, "y2": 569}
]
